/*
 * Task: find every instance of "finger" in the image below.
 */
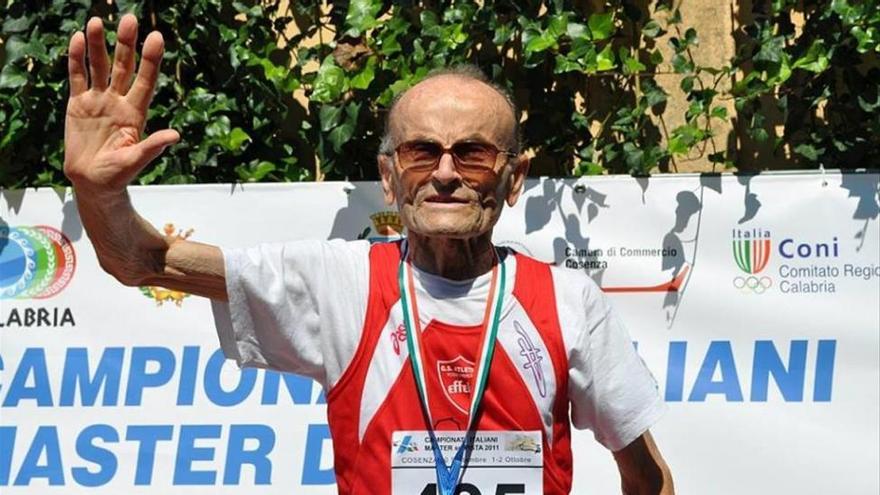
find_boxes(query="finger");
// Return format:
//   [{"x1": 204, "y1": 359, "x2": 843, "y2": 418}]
[
  {"x1": 129, "y1": 129, "x2": 180, "y2": 168},
  {"x1": 109, "y1": 14, "x2": 139, "y2": 94},
  {"x1": 127, "y1": 31, "x2": 164, "y2": 113},
  {"x1": 86, "y1": 17, "x2": 111, "y2": 90},
  {"x1": 68, "y1": 31, "x2": 88, "y2": 96}
]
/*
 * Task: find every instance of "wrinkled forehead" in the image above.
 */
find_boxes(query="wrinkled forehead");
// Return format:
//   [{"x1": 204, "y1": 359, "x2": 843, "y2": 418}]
[{"x1": 388, "y1": 75, "x2": 517, "y2": 148}]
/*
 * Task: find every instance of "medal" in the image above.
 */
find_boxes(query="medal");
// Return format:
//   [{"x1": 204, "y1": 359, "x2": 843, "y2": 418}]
[{"x1": 398, "y1": 244, "x2": 506, "y2": 495}]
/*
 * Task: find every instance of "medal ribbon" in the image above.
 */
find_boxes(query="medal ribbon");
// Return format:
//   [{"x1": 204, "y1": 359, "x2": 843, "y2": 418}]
[{"x1": 398, "y1": 246, "x2": 506, "y2": 495}]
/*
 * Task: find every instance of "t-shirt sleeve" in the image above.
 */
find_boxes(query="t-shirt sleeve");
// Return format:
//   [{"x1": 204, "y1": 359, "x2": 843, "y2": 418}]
[
  {"x1": 210, "y1": 239, "x2": 370, "y2": 388},
  {"x1": 559, "y1": 271, "x2": 666, "y2": 452}
]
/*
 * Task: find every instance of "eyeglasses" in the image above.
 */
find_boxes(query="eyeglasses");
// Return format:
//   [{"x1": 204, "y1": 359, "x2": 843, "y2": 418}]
[{"x1": 394, "y1": 140, "x2": 517, "y2": 174}]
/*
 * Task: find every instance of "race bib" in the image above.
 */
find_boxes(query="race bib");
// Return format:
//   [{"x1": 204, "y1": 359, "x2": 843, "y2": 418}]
[{"x1": 391, "y1": 430, "x2": 543, "y2": 495}]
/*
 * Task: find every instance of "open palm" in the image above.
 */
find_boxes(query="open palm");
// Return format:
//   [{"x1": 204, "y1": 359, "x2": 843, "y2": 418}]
[{"x1": 64, "y1": 15, "x2": 178, "y2": 193}]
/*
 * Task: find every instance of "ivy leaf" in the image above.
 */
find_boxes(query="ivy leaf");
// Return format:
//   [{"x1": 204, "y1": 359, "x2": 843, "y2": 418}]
[
  {"x1": 138, "y1": 161, "x2": 168, "y2": 185},
  {"x1": 420, "y1": 10, "x2": 443, "y2": 38},
  {"x1": 857, "y1": 93, "x2": 880, "y2": 112},
  {"x1": 711, "y1": 106, "x2": 729, "y2": 120},
  {"x1": 345, "y1": 102, "x2": 362, "y2": 128},
  {"x1": 4, "y1": 37, "x2": 28, "y2": 63},
  {"x1": 0, "y1": 118, "x2": 24, "y2": 148},
  {"x1": 642, "y1": 20, "x2": 663, "y2": 39},
  {"x1": 644, "y1": 82, "x2": 668, "y2": 108},
  {"x1": 554, "y1": 54, "x2": 582, "y2": 74},
  {"x1": 2, "y1": 15, "x2": 34, "y2": 33},
  {"x1": 311, "y1": 56, "x2": 346, "y2": 103},
  {"x1": 794, "y1": 143, "x2": 822, "y2": 161},
  {"x1": 524, "y1": 29, "x2": 557, "y2": 55},
  {"x1": 851, "y1": 25, "x2": 879, "y2": 53},
  {"x1": 378, "y1": 28, "x2": 403, "y2": 55},
  {"x1": 493, "y1": 23, "x2": 514, "y2": 45},
  {"x1": 680, "y1": 75, "x2": 695, "y2": 92},
  {"x1": 205, "y1": 115, "x2": 231, "y2": 138},
  {"x1": 319, "y1": 104, "x2": 343, "y2": 132},
  {"x1": 350, "y1": 56, "x2": 377, "y2": 90},
  {"x1": 752, "y1": 127, "x2": 770, "y2": 143},
  {"x1": 668, "y1": 124, "x2": 704, "y2": 156},
  {"x1": 649, "y1": 49, "x2": 664, "y2": 65},
  {"x1": 588, "y1": 13, "x2": 614, "y2": 40},
  {"x1": 754, "y1": 36, "x2": 784, "y2": 64},
  {"x1": 684, "y1": 28, "x2": 698, "y2": 46},
  {"x1": 237, "y1": 161, "x2": 276, "y2": 182},
  {"x1": 116, "y1": 0, "x2": 142, "y2": 14},
  {"x1": 225, "y1": 128, "x2": 251, "y2": 151},
  {"x1": 792, "y1": 41, "x2": 830, "y2": 73},
  {"x1": 623, "y1": 142, "x2": 645, "y2": 171},
  {"x1": 548, "y1": 14, "x2": 569, "y2": 38},
  {"x1": 769, "y1": 53, "x2": 793, "y2": 84},
  {"x1": 0, "y1": 64, "x2": 29, "y2": 89},
  {"x1": 583, "y1": 162, "x2": 605, "y2": 175},
  {"x1": 566, "y1": 22, "x2": 588, "y2": 40},
  {"x1": 328, "y1": 122, "x2": 355, "y2": 152},
  {"x1": 671, "y1": 53, "x2": 694, "y2": 73},
  {"x1": 622, "y1": 52, "x2": 646, "y2": 74},
  {"x1": 596, "y1": 44, "x2": 616, "y2": 71},
  {"x1": 667, "y1": 135, "x2": 688, "y2": 155},
  {"x1": 344, "y1": 0, "x2": 382, "y2": 37}
]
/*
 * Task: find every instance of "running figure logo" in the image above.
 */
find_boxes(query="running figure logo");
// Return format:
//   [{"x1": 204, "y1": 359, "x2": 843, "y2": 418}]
[
  {"x1": 390, "y1": 323, "x2": 407, "y2": 356},
  {"x1": 514, "y1": 321, "x2": 547, "y2": 398},
  {"x1": 732, "y1": 227, "x2": 773, "y2": 294}
]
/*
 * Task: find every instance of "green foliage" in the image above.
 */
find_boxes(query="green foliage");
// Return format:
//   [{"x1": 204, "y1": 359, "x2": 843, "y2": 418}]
[
  {"x1": 0, "y1": 0, "x2": 307, "y2": 187},
  {"x1": 730, "y1": 0, "x2": 880, "y2": 168},
  {"x1": 1, "y1": 0, "x2": 879, "y2": 188}
]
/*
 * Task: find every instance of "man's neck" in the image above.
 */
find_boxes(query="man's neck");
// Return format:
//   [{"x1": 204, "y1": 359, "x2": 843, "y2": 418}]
[{"x1": 406, "y1": 231, "x2": 496, "y2": 281}]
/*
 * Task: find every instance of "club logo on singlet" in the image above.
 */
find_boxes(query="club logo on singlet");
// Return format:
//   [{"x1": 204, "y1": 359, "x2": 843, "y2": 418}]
[{"x1": 437, "y1": 356, "x2": 475, "y2": 414}]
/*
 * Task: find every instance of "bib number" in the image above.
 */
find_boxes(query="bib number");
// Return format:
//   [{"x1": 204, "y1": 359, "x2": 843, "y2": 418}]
[
  {"x1": 419, "y1": 483, "x2": 526, "y2": 495},
  {"x1": 391, "y1": 431, "x2": 543, "y2": 495}
]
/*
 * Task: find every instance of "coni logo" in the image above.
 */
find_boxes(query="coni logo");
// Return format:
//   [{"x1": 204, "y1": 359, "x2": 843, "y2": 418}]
[
  {"x1": 732, "y1": 228, "x2": 772, "y2": 294},
  {"x1": 0, "y1": 226, "x2": 76, "y2": 300}
]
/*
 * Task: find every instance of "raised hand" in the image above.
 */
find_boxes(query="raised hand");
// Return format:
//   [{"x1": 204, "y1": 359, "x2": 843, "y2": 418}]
[
  {"x1": 64, "y1": 14, "x2": 178, "y2": 194},
  {"x1": 60, "y1": 15, "x2": 226, "y2": 298}
]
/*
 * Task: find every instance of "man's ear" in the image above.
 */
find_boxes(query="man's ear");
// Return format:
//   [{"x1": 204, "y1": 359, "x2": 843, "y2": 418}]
[
  {"x1": 505, "y1": 155, "x2": 530, "y2": 207},
  {"x1": 378, "y1": 154, "x2": 397, "y2": 205}
]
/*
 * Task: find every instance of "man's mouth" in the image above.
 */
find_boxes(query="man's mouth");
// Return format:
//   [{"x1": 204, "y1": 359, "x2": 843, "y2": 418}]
[{"x1": 424, "y1": 194, "x2": 470, "y2": 204}]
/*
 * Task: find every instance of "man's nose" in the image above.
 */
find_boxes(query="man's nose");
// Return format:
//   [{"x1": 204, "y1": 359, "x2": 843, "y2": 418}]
[{"x1": 431, "y1": 151, "x2": 461, "y2": 184}]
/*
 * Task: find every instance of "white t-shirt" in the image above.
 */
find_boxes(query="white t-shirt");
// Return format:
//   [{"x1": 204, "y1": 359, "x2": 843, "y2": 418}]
[{"x1": 211, "y1": 239, "x2": 665, "y2": 451}]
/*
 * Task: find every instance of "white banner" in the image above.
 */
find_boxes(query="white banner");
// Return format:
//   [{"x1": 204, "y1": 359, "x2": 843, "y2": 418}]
[{"x1": 1, "y1": 171, "x2": 878, "y2": 494}]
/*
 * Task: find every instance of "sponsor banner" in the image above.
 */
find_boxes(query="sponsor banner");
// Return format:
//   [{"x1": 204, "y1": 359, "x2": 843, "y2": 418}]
[{"x1": 1, "y1": 172, "x2": 878, "y2": 494}]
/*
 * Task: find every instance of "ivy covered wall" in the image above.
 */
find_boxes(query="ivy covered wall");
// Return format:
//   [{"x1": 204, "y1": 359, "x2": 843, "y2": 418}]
[{"x1": 1, "y1": 0, "x2": 878, "y2": 188}]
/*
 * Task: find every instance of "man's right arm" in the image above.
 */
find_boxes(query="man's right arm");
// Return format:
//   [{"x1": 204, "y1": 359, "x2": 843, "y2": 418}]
[
  {"x1": 64, "y1": 15, "x2": 226, "y2": 300},
  {"x1": 74, "y1": 189, "x2": 226, "y2": 300}
]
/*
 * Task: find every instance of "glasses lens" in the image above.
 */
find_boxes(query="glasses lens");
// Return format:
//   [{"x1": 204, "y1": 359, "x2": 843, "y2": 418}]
[
  {"x1": 452, "y1": 142, "x2": 497, "y2": 168},
  {"x1": 398, "y1": 142, "x2": 442, "y2": 169}
]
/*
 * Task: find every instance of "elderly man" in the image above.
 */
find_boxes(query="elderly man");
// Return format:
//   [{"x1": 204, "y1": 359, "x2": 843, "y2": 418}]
[{"x1": 64, "y1": 14, "x2": 674, "y2": 495}]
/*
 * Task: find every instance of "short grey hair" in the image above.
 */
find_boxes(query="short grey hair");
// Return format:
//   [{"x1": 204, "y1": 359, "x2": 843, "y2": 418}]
[{"x1": 377, "y1": 64, "x2": 522, "y2": 157}]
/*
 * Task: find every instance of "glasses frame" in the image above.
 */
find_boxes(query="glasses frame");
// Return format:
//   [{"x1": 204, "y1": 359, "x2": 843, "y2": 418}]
[{"x1": 393, "y1": 140, "x2": 518, "y2": 174}]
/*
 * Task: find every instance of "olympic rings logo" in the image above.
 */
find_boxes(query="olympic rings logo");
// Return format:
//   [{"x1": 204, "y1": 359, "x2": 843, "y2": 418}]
[
  {"x1": 1, "y1": 226, "x2": 76, "y2": 300},
  {"x1": 732, "y1": 275, "x2": 773, "y2": 294}
]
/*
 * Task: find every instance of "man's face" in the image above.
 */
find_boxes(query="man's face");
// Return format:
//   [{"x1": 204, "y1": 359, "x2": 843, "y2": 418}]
[{"x1": 378, "y1": 75, "x2": 528, "y2": 239}]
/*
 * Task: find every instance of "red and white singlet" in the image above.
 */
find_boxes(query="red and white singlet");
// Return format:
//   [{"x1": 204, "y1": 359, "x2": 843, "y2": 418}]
[{"x1": 213, "y1": 239, "x2": 665, "y2": 495}]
